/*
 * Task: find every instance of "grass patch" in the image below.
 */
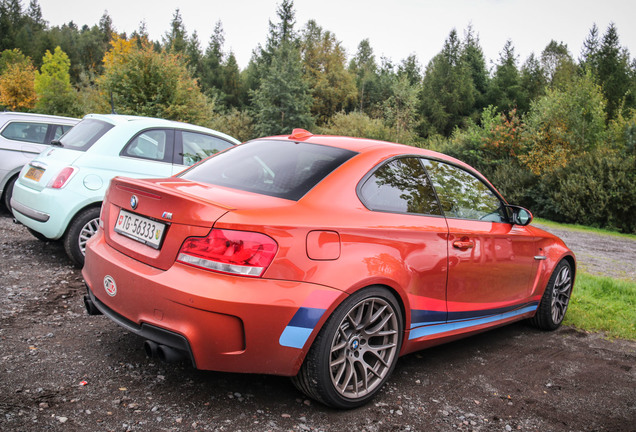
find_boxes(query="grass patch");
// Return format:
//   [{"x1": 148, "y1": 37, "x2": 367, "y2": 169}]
[
  {"x1": 564, "y1": 272, "x2": 636, "y2": 340},
  {"x1": 534, "y1": 217, "x2": 636, "y2": 240}
]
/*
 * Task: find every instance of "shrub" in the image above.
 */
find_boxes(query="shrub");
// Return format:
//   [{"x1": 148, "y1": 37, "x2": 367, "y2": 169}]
[{"x1": 537, "y1": 149, "x2": 636, "y2": 233}]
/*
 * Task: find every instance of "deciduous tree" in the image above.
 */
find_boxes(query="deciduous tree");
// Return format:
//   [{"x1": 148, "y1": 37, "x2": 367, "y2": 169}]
[
  {"x1": 0, "y1": 52, "x2": 36, "y2": 110},
  {"x1": 34, "y1": 46, "x2": 79, "y2": 115}
]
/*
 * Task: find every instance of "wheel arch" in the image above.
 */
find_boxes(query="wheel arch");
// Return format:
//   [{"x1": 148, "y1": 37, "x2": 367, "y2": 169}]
[
  {"x1": 295, "y1": 281, "x2": 409, "y2": 373},
  {"x1": 62, "y1": 201, "x2": 103, "y2": 238}
]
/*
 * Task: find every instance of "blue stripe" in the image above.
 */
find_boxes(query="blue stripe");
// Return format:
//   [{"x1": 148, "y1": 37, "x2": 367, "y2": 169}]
[
  {"x1": 279, "y1": 326, "x2": 314, "y2": 348},
  {"x1": 410, "y1": 301, "x2": 539, "y2": 328},
  {"x1": 279, "y1": 307, "x2": 327, "y2": 349},
  {"x1": 447, "y1": 302, "x2": 539, "y2": 322},
  {"x1": 410, "y1": 309, "x2": 447, "y2": 327},
  {"x1": 408, "y1": 305, "x2": 538, "y2": 340},
  {"x1": 287, "y1": 307, "x2": 325, "y2": 329}
]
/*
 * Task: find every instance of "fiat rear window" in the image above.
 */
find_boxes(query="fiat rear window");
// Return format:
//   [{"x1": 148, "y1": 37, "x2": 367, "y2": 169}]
[
  {"x1": 181, "y1": 140, "x2": 357, "y2": 201},
  {"x1": 56, "y1": 119, "x2": 114, "y2": 151}
]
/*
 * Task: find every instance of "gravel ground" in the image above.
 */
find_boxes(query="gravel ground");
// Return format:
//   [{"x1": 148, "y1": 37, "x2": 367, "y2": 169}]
[{"x1": 1, "y1": 209, "x2": 635, "y2": 431}]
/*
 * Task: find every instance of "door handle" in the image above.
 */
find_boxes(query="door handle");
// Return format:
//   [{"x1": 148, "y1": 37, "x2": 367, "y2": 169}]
[{"x1": 452, "y1": 240, "x2": 474, "y2": 249}]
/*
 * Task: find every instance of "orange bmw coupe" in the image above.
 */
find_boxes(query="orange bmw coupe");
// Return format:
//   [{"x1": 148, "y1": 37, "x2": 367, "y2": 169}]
[{"x1": 83, "y1": 130, "x2": 575, "y2": 408}]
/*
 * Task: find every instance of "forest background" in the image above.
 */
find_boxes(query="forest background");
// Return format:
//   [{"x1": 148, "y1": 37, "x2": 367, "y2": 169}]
[{"x1": 1, "y1": 0, "x2": 634, "y2": 233}]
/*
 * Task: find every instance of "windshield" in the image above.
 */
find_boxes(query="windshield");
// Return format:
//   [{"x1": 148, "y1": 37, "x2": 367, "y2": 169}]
[
  {"x1": 180, "y1": 140, "x2": 357, "y2": 201},
  {"x1": 58, "y1": 119, "x2": 114, "y2": 151}
]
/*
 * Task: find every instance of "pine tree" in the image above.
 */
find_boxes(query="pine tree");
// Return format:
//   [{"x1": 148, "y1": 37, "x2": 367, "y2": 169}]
[
  {"x1": 349, "y1": 39, "x2": 378, "y2": 114},
  {"x1": 419, "y1": 29, "x2": 475, "y2": 136},
  {"x1": 251, "y1": 42, "x2": 313, "y2": 136},
  {"x1": 300, "y1": 20, "x2": 356, "y2": 124},
  {"x1": 461, "y1": 25, "x2": 489, "y2": 116},
  {"x1": 580, "y1": 23, "x2": 599, "y2": 72},
  {"x1": 163, "y1": 9, "x2": 187, "y2": 54},
  {"x1": 596, "y1": 23, "x2": 631, "y2": 120},
  {"x1": 487, "y1": 40, "x2": 526, "y2": 113}
]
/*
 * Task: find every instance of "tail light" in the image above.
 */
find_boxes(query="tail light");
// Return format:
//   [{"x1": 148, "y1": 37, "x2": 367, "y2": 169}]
[
  {"x1": 47, "y1": 167, "x2": 76, "y2": 189},
  {"x1": 177, "y1": 229, "x2": 278, "y2": 277}
]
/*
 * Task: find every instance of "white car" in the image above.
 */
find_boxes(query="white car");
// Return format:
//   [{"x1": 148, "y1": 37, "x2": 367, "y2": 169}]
[
  {"x1": 0, "y1": 112, "x2": 78, "y2": 211},
  {"x1": 11, "y1": 113, "x2": 239, "y2": 266}
]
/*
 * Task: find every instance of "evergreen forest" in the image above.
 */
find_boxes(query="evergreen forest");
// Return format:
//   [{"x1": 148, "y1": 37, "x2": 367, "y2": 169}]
[{"x1": 1, "y1": 0, "x2": 634, "y2": 232}]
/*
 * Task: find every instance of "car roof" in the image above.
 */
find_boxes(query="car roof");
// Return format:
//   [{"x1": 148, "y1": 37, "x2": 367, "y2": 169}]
[
  {"x1": 0, "y1": 111, "x2": 79, "y2": 124},
  {"x1": 259, "y1": 133, "x2": 472, "y2": 171},
  {"x1": 82, "y1": 113, "x2": 240, "y2": 144}
]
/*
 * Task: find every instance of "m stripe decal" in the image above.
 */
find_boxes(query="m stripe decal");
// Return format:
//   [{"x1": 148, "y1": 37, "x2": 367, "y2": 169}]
[
  {"x1": 279, "y1": 307, "x2": 326, "y2": 349},
  {"x1": 409, "y1": 304, "x2": 538, "y2": 340}
]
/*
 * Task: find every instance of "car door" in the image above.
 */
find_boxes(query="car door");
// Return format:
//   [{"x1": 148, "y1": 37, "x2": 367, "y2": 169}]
[
  {"x1": 422, "y1": 159, "x2": 539, "y2": 320},
  {"x1": 358, "y1": 157, "x2": 450, "y2": 330},
  {"x1": 119, "y1": 129, "x2": 175, "y2": 178}
]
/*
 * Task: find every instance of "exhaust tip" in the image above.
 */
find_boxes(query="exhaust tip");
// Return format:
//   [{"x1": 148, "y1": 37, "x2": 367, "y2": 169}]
[
  {"x1": 83, "y1": 295, "x2": 102, "y2": 315},
  {"x1": 157, "y1": 344, "x2": 186, "y2": 363},
  {"x1": 144, "y1": 340, "x2": 159, "y2": 359}
]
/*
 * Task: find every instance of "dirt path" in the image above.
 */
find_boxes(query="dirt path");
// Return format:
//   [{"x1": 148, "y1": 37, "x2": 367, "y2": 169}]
[
  {"x1": 533, "y1": 223, "x2": 636, "y2": 282},
  {"x1": 1, "y1": 211, "x2": 634, "y2": 431}
]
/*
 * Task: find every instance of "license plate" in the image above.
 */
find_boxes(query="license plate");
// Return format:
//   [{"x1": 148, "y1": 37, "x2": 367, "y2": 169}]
[
  {"x1": 25, "y1": 166, "x2": 44, "y2": 182},
  {"x1": 114, "y1": 209, "x2": 166, "y2": 249}
]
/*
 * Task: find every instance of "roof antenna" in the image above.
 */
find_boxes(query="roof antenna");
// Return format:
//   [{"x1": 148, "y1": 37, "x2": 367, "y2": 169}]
[{"x1": 110, "y1": 92, "x2": 117, "y2": 114}]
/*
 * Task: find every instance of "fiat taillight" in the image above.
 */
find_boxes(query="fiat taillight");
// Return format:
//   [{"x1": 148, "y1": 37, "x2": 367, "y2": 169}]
[
  {"x1": 47, "y1": 167, "x2": 76, "y2": 189},
  {"x1": 177, "y1": 229, "x2": 278, "y2": 277}
]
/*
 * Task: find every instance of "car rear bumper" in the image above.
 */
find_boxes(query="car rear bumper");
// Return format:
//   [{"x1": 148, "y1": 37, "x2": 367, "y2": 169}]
[
  {"x1": 82, "y1": 228, "x2": 347, "y2": 376},
  {"x1": 11, "y1": 181, "x2": 73, "y2": 239}
]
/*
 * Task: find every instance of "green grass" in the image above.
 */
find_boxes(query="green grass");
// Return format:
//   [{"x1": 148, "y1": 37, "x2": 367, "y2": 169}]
[
  {"x1": 534, "y1": 217, "x2": 636, "y2": 240},
  {"x1": 564, "y1": 272, "x2": 636, "y2": 340}
]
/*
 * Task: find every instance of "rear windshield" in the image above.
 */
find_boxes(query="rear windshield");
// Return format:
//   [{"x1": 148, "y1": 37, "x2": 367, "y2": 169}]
[
  {"x1": 58, "y1": 119, "x2": 114, "y2": 151},
  {"x1": 180, "y1": 139, "x2": 357, "y2": 201}
]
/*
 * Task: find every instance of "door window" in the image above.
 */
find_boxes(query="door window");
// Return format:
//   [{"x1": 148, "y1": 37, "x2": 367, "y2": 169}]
[
  {"x1": 423, "y1": 159, "x2": 506, "y2": 222},
  {"x1": 122, "y1": 129, "x2": 172, "y2": 162},
  {"x1": 359, "y1": 157, "x2": 442, "y2": 216},
  {"x1": 181, "y1": 132, "x2": 234, "y2": 166}
]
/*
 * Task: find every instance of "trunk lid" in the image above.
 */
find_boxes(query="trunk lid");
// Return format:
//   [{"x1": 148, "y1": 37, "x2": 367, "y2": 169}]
[
  {"x1": 17, "y1": 147, "x2": 83, "y2": 192},
  {"x1": 102, "y1": 177, "x2": 286, "y2": 270}
]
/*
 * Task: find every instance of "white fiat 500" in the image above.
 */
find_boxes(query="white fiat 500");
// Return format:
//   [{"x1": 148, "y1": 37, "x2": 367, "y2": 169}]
[{"x1": 11, "y1": 113, "x2": 239, "y2": 266}]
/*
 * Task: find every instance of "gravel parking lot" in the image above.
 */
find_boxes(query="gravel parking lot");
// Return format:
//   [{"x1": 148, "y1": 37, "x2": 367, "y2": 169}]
[{"x1": 1, "y1": 210, "x2": 634, "y2": 431}]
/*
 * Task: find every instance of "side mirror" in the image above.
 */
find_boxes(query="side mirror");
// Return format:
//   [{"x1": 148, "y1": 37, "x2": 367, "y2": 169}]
[{"x1": 506, "y1": 205, "x2": 533, "y2": 226}]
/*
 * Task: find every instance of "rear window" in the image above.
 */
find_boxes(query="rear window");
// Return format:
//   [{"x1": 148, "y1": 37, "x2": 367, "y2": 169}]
[
  {"x1": 57, "y1": 119, "x2": 113, "y2": 151},
  {"x1": 180, "y1": 140, "x2": 357, "y2": 200}
]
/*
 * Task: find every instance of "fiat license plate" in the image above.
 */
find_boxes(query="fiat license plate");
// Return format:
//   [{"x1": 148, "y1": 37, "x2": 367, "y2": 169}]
[
  {"x1": 25, "y1": 166, "x2": 44, "y2": 182},
  {"x1": 114, "y1": 209, "x2": 166, "y2": 249}
]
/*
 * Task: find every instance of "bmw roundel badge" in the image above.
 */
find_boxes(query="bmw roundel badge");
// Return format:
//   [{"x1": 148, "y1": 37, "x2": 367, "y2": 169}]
[{"x1": 130, "y1": 195, "x2": 138, "y2": 210}]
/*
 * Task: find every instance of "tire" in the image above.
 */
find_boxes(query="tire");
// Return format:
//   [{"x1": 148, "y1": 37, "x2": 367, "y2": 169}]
[
  {"x1": 3, "y1": 175, "x2": 16, "y2": 212},
  {"x1": 292, "y1": 286, "x2": 403, "y2": 409},
  {"x1": 64, "y1": 206, "x2": 101, "y2": 268},
  {"x1": 530, "y1": 259, "x2": 573, "y2": 330}
]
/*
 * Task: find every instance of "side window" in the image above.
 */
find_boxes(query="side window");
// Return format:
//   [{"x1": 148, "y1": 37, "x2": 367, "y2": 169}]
[
  {"x1": 359, "y1": 157, "x2": 442, "y2": 216},
  {"x1": 122, "y1": 129, "x2": 172, "y2": 162},
  {"x1": 1, "y1": 122, "x2": 49, "y2": 144},
  {"x1": 423, "y1": 159, "x2": 506, "y2": 222},
  {"x1": 181, "y1": 132, "x2": 234, "y2": 166},
  {"x1": 51, "y1": 124, "x2": 72, "y2": 140}
]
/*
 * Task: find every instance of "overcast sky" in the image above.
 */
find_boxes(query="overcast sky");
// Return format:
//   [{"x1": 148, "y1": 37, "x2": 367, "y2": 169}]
[{"x1": 35, "y1": 0, "x2": 636, "y2": 70}]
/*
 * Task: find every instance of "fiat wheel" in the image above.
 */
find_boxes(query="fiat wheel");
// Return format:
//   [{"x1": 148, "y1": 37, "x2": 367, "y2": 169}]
[
  {"x1": 64, "y1": 206, "x2": 101, "y2": 268},
  {"x1": 293, "y1": 287, "x2": 403, "y2": 409},
  {"x1": 530, "y1": 260, "x2": 573, "y2": 330}
]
